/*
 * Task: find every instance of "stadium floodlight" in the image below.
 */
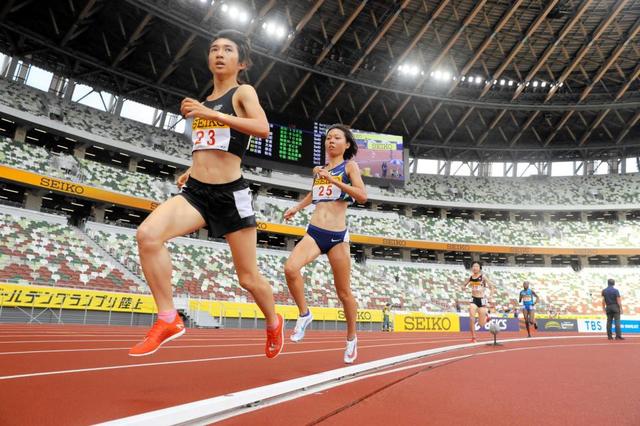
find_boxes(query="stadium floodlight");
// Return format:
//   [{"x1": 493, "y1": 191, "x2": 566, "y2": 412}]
[
  {"x1": 398, "y1": 63, "x2": 421, "y2": 77},
  {"x1": 508, "y1": 80, "x2": 514, "y2": 86},
  {"x1": 237, "y1": 10, "x2": 249, "y2": 23},
  {"x1": 220, "y1": 3, "x2": 251, "y2": 23},
  {"x1": 461, "y1": 76, "x2": 466, "y2": 81},
  {"x1": 533, "y1": 81, "x2": 539, "y2": 87},
  {"x1": 541, "y1": 81, "x2": 547, "y2": 88},
  {"x1": 474, "y1": 76, "x2": 482, "y2": 84},
  {"x1": 499, "y1": 79, "x2": 505, "y2": 86},
  {"x1": 262, "y1": 21, "x2": 287, "y2": 39},
  {"x1": 432, "y1": 70, "x2": 451, "y2": 81}
]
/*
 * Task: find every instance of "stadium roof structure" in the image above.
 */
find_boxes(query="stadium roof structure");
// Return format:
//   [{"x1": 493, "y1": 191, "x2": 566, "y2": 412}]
[{"x1": 0, "y1": 0, "x2": 638, "y2": 162}]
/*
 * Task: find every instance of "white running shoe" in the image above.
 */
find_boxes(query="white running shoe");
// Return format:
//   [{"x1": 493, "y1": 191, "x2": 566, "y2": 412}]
[
  {"x1": 344, "y1": 336, "x2": 358, "y2": 364},
  {"x1": 290, "y1": 312, "x2": 313, "y2": 342}
]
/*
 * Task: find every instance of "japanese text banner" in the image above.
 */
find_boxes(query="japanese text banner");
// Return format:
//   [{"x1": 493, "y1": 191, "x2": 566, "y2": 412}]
[{"x1": 0, "y1": 283, "x2": 156, "y2": 313}]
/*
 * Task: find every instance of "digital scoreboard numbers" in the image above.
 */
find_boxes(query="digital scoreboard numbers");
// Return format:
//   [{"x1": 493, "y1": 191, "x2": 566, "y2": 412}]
[
  {"x1": 278, "y1": 126, "x2": 303, "y2": 161},
  {"x1": 247, "y1": 123, "x2": 274, "y2": 157},
  {"x1": 313, "y1": 122, "x2": 328, "y2": 164},
  {"x1": 246, "y1": 123, "x2": 324, "y2": 169}
]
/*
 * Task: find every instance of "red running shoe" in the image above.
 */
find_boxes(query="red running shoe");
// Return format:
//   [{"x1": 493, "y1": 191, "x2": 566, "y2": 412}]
[
  {"x1": 129, "y1": 316, "x2": 185, "y2": 357},
  {"x1": 265, "y1": 313, "x2": 284, "y2": 359}
]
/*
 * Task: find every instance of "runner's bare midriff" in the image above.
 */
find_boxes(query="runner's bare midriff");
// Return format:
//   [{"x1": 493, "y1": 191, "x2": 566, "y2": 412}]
[
  {"x1": 310, "y1": 201, "x2": 348, "y2": 231},
  {"x1": 190, "y1": 150, "x2": 242, "y2": 184}
]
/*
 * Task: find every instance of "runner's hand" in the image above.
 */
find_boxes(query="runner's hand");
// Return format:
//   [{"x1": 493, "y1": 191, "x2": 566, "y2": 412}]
[
  {"x1": 317, "y1": 168, "x2": 333, "y2": 181},
  {"x1": 176, "y1": 170, "x2": 190, "y2": 189},
  {"x1": 181, "y1": 98, "x2": 216, "y2": 119},
  {"x1": 283, "y1": 207, "x2": 298, "y2": 221}
]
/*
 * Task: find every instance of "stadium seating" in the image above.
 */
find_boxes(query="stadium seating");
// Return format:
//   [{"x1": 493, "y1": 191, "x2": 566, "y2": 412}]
[
  {"x1": 2, "y1": 77, "x2": 640, "y2": 209},
  {"x1": 0, "y1": 137, "x2": 176, "y2": 201},
  {"x1": 0, "y1": 209, "x2": 140, "y2": 292},
  {"x1": 3, "y1": 137, "x2": 639, "y2": 248},
  {"x1": 83, "y1": 222, "x2": 640, "y2": 315},
  {"x1": 0, "y1": 77, "x2": 190, "y2": 158},
  {"x1": 255, "y1": 195, "x2": 640, "y2": 248},
  {"x1": 383, "y1": 173, "x2": 640, "y2": 206},
  {"x1": 2, "y1": 208, "x2": 638, "y2": 315}
]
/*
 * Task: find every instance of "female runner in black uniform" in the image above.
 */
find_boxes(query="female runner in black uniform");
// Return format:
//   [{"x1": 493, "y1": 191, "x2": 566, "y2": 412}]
[
  {"x1": 129, "y1": 30, "x2": 283, "y2": 358},
  {"x1": 463, "y1": 261, "x2": 495, "y2": 342}
]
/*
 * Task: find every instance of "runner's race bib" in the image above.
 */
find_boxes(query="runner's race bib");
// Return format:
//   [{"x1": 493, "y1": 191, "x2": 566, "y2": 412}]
[
  {"x1": 313, "y1": 176, "x2": 343, "y2": 201},
  {"x1": 191, "y1": 117, "x2": 231, "y2": 152}
]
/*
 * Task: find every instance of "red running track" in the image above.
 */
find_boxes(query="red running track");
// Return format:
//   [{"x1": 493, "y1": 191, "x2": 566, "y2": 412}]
[{"x1": 0, "y1": 324, "x2": 637, "y2": 425}]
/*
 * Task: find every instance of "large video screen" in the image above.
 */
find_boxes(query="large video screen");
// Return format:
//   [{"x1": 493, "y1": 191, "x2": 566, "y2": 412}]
[{"x1": 314, "y1": 123, "x2": 405, "y2": 182}]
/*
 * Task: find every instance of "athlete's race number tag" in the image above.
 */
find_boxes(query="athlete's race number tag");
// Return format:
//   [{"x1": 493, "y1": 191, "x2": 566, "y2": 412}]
[
  {"x1": 192, "y1": 117, "x2": 231, "y2": 152},
  {"x1": 313, "y1": 178, "x2": 342, "y2": 201},
  {"x1": 481, "y1": 298, "x2": 488, "y2": 306},
  {"x1": 523, "y1": 295, "x2": 532, "y2": 302}
]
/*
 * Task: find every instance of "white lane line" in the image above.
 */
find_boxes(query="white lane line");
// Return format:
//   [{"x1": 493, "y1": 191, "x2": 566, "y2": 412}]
[
  {"x1": 0, "y1": 339, "x2": 465, "y2": 380},
  {"x1": 214, "y1": 341, "x2": 640, "y2": 423},
  {"x1": 0, "y1": 337, "x2": 461, "y2": 356},
  {"x1": 94, "y1": 335, "x2": 624, "y2": 426}
]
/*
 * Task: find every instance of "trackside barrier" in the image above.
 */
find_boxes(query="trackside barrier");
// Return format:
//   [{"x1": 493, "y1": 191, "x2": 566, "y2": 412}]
[
  {"x1": 393, "y1": 313, "x2": 460, "y2": 332},
  {"x1": 459, "y1": 317, "x2": 520, "y2": 332},
  {"x1": 536, "y1": 318, "x2": 578, "y2": 332},
  {"x1": 577, "y1": 318, "x2": 640, "y2": 334},
  {"x1": 0, "y1": 283, "x2": 385, "y2": 329}
]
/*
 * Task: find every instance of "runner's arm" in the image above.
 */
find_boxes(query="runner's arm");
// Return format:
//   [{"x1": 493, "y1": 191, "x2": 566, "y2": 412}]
[{"x1": 284, "y1": 192, "x2": 313, "y2": 220}]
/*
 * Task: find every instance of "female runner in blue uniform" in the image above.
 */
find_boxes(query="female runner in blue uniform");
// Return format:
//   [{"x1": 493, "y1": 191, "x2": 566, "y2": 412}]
[
  {"x1": 129, "y1": 30, "x2": 283, "y2": 358},
  {"x1": 519, "y1": 281, "x2": 539, "y2": 337},
  {"x1": 283, "y1": 124, "x2": 367, "y2": 363}
]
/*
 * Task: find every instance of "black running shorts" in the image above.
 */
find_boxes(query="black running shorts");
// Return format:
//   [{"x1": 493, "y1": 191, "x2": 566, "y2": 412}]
[{"x1": 179, "y1": 176, "x2": 256, "y2": 238}]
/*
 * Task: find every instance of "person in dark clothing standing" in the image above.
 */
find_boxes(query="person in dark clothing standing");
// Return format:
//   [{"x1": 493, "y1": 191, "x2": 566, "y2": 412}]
[{"x1": 602, "y1": 278, "x2": 624, "y2": 341}]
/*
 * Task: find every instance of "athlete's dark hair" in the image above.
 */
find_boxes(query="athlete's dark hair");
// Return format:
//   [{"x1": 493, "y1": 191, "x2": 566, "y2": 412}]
[
  {"x1": 327, "y1": 124, "x2": 358, "y2": 160},
  {"x1": 608, "y1": 278, "x2": 615, "y2": 286},
  {"x1": 211, "y1": 30, "x2": 252, "y2": 70},
  {"x1": 471, "y1": 261, "x2": 482, "y2": 269}
]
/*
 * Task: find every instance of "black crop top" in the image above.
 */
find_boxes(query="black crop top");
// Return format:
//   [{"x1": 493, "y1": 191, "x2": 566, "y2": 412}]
[{"x1": 190, "y1": 86, "x2": 250, "y2": 159}]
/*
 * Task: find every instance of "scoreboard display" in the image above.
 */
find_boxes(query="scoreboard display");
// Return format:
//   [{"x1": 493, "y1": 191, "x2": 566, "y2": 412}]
[
  {"x1": 315, "y1": 122, "x2": 405, "y2": 182},
  {"x1": 246, "y1": 122, "x2": 324, "y2": 168},
  {"x1": 243, "y1": 121, "x2": 405, "y2": 186}
]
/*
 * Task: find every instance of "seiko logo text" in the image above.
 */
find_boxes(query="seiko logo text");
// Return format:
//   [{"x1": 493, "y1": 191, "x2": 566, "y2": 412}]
[
  {"x1": 40, "y1": 177, "x2": 85, "y2": 195},
  {"x1": 403, "y1": 316, "x2": 452, "y2": 331}
]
